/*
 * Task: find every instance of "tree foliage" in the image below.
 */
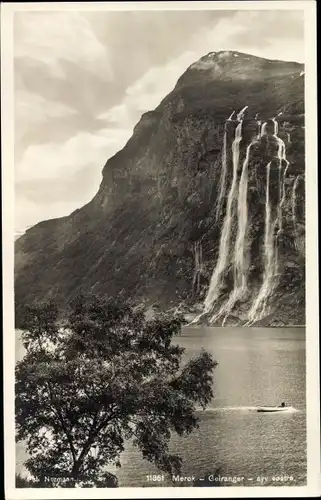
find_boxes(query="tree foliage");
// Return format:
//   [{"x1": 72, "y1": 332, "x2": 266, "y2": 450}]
[{"x1": 16, "y1": 294, "x2": 217, "y2": 487}]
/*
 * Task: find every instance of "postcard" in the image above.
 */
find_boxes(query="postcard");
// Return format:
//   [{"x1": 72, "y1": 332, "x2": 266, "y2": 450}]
[{"x1": 2, "y1": 1, "x2": 319, "y2": 498}]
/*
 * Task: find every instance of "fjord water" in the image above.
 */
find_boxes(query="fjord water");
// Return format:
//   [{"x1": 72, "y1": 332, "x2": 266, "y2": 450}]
[
  {"x1": 15, "y1": 327, "x2": 306, "y2": 487},
  {"x1": 113, "y1": 327, "x2": 306, "y2": 487}
]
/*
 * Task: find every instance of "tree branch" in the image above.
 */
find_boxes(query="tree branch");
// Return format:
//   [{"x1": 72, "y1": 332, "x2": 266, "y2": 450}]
[
  {"x1": 45, "y1": 381, "x2": 77, "y2": 463},
  {"x1": 71, "y1": 406, "x2": 123, "y2": 480}
]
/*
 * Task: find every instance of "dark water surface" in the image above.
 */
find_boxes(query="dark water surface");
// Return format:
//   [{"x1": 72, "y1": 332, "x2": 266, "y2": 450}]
[{"x1": 16, "y1": 327, "x2": 306, "y2": 488}]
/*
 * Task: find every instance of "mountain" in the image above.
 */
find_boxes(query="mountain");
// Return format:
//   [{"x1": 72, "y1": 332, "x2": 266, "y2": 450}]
[
  {"x1": 15, "y1": 51, "x2": 305, "y2": 326},
  {"x1": 15, "y1": 230, "x2": 26, "y2": 242},
  {"x1": 14, "y1": 226, "x2": 32, "y2": 242}
]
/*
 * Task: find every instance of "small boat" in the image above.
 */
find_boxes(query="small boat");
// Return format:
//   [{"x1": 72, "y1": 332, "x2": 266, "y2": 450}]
[{"x1": 257, "y1": 405, "x2": 291, "y2": 413}]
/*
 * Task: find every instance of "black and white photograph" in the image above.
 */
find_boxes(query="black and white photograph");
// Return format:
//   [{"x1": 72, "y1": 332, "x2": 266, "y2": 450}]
[{"x1": 2, "y1": 1, "x2": 319, "y2": 498}]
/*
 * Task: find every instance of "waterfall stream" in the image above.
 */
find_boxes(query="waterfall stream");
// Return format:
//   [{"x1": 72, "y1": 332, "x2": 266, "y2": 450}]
[
  {"x1": 215, "y1": 124, "x2": 228, "y2": 223},
  {"x1": 203, "y1": 121, "x2": 243, "y2": 315},
  {"x1": 247, "y1": 162, "x2": 276, "y2": 323},
  {"x1": 237, "y1": 106, "x2": 248, "y2": 120},
  {"x1": 196, "y1": 113, "x2": 292, "y2": 326},
  {"x1": 274, "y1": 138, "x2": 289, "y2": 267},
  {"x1": 292, "y1": 175, "x2": 301, "y2": 250},
  {"x1": 216, "y1": 111, "x2": 237, "y2": 222},
  {"x1": 192, "y1": 241, "x2": 203, "y2": 295},
  {"x1": 261, "y1": 122, "x2": 268, "y2": 135},
  {"x1": 246, "y1": 124, "x2": 289, "y2": 324},
  {"x1": 212, "y1": 142, "x2": 252, "y2": 323}
]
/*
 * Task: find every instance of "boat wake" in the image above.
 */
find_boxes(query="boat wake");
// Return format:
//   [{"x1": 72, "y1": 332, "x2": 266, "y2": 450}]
[
  {"x1": 196, "y1": 405, "x2": 257, "y2": 413},
  {"x1": 196, "y1": 405, "x2": 299, "y2": 413}
]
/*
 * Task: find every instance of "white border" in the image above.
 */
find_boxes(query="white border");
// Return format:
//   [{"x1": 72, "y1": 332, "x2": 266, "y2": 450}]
[
  {"x1": 0, "y1": 1, "x2": 313, "y2": 11},
  {"x1": 2, "y1": 1, "x2": 320, "y2": 499}
]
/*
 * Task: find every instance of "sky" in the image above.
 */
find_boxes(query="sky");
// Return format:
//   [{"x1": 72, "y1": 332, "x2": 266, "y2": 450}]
[{"x1": 14, "y1": 8, "x2": 305, "y2": 231}]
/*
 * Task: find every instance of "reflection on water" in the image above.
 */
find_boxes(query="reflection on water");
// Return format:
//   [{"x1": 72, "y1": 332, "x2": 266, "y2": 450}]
[{"x1": 16, "y1": 327, "x2": 306, "y2": 488}]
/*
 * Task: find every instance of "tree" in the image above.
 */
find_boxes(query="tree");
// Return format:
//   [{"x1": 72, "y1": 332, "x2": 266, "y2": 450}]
[
  {"x1": 16, "y1": 294, "x2": 217, "y2": 487},
  {"x1": 16, "y1": 473, "x2": 36, "y2": 488}
]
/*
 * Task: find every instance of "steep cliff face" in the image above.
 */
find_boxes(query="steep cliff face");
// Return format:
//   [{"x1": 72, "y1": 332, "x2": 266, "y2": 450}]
[{"x1": 15, "y1": 51, "x2": 305, "y2": 325}]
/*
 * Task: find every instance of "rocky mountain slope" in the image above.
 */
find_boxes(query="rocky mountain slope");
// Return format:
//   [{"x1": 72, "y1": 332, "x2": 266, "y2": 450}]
[{"x1": 15, "y1": 51, "x2": 305, "y2": 326}]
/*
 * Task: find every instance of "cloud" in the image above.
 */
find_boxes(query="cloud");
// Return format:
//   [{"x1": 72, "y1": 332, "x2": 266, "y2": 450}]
[
  {"x1": 188, "y1": 10, "x2": 304, "y2": 63},
  {"x1": 15, "y1": 89, "x2": 77, "y2": 144},
  {"x1": 97, "y1": 103, "x2": 134, "y2": 127},
  {"x1": 124, "y1": 51, "x2": 196, "y2": 113},
  {"x1": 15, "y1": 126, "x2": 133, "y2": 229},
  {"x1": 13, "y1": 9, "x2": 305, "y2": 230},
  {"x1": 104, "y1": 9, "x2": 305, "y2": 125},
  {"x1": 16, "y1": 164, "x2": 101, "y2": 205},
  {"x1": 15, "y1": 196, "x2": 84, "y2": 231},
  {"x1": 14, "y1": 12, "x2": 114, "y2": 82},
  {"x1": 16, "y1": 128, "x2": 132, "y2": 183}
]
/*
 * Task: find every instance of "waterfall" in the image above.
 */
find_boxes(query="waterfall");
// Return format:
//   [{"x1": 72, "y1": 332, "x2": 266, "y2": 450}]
[
  {"x1": 292, "y1": 175, "x2": 301, "y2": 249},
  {"x1": 275, "y1": 138, "x2": 289, "y2": 259},
  {"x1": 215, "y1": 124, "x2": 228, "y2": 223},
  {"x1": 203, "y1": 121, "x2": 243, "y2": 316},
  {"x1": 261, "y1": 118, "x2": 278, "y2": 137},
  {"x1": 272, "y1": 118, "x2": 279, "y2": 136},
  {"x1": 256, "y1": 121, "x2": 262, "y2": 138},
  {"x1": 192, "y1": 110, "x2": 293, "y2": 327},
  {"x1": 247, "y1": 163, "x2": 276, "y2": 323},
  {"x1": 216, "y1": 112, "x2": 238, "y2": 222},
  {"x1": 192, "y1": 241, "x2": 203, "y2": 294},
  {"x1": 286, "y1": 132, "x2": 291, "y2": 144},
  {"x1": 234, "y1": 144, "x2": 250, "y2": 293},
  {"x1": 246, "y1": 123, "x2": 289, "y2": 324},
  {"x1": 261, "y1": 122, "x2": 268, "y2": 135},
  {"x1": 280, "y1": 142, "x2": 289, "y2": 206},
  {"x1": 192, "y1": 242, "x2": 198, "y2": 290},
  {"x1": 237, "y1": 106, "x2": 248, "y2": 120},
  {"x1": 199, "y1": 242, "x2": 203, "y2": 292},
  {"x1": 212, "y1": 142, "x2": 252, "y2": 323}
]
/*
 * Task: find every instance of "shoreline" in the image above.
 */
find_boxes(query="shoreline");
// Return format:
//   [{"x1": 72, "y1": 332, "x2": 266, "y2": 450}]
[{"x1": 182, "y1": 316, "x2": 306, "y2": 328}]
